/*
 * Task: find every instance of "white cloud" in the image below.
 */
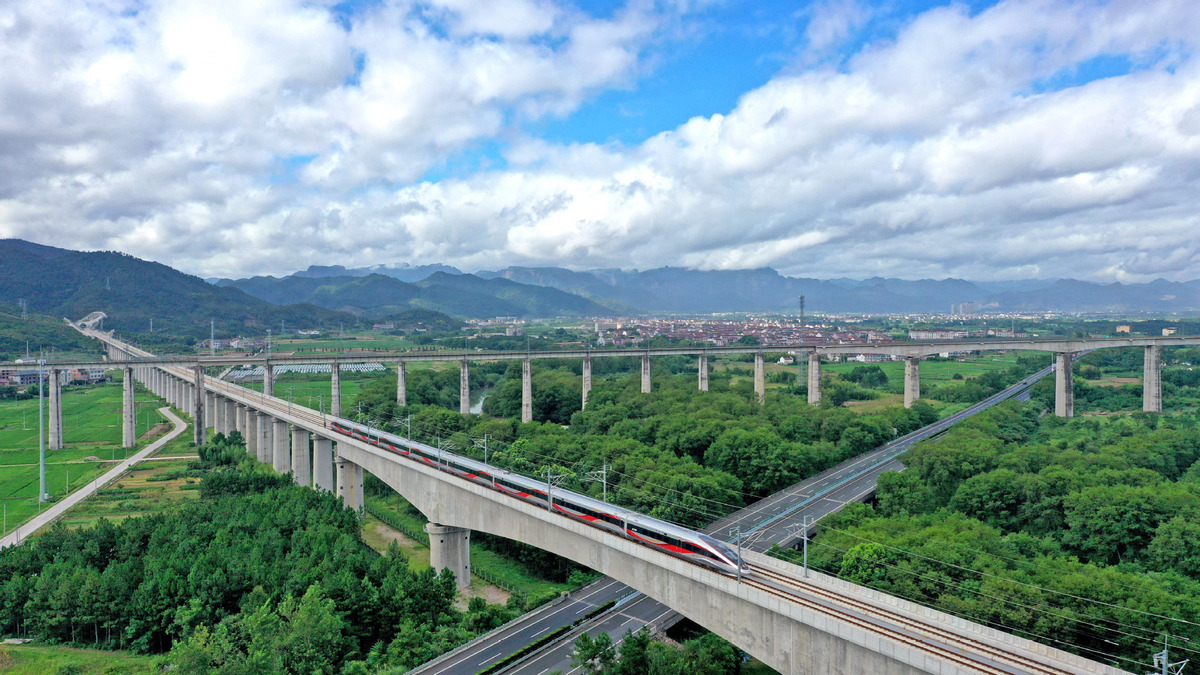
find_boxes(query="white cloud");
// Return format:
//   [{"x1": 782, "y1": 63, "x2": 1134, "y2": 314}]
[{"x1": 1, "y1": 0, "x2": 1200, "y2": 284}]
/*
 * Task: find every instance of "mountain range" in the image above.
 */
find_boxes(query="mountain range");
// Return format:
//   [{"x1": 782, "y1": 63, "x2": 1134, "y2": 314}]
[
  {"x1": 219, "y1": 263, "x2": 1200, "y2": 315},
  {"x1": 0, "y1": 239, "x2": 456, "y2": 339}
]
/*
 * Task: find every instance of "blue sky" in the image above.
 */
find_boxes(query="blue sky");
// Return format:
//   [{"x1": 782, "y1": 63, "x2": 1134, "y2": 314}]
[{"x1": 1, "y1": 0, "x2": 1198, "y2": 281}]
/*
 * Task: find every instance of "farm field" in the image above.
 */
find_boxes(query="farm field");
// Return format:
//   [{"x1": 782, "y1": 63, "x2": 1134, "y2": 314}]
[
  {"x1": 239, "y1": 369, "x2": 391, "y2": 414},
  {"x1": 0, "y1": 380, "x2": 170, "y2": 538}
]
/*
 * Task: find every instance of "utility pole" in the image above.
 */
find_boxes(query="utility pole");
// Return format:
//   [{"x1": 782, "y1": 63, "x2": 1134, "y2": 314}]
[
  {"x1": 545, "y1": 469, "x2": 567, "y2": 512},
  {"x1": 802, "y1": 515, "x2": 811, "y2": 578},
  {"x1": 798, "y1": 295, "x2": 806, "y2": 330},
  {"x1": 38, "y1": 353, "x2": 45, "y2": 503},
  {"x1": 210, "y1": 319, "x2": 215, "y2": 356},
  {"x1": 1152, "y1": 634, "x2": 1189, "y2": 675},
  {"x1": 583, "y1": 463, "x2": 609, "y2": 503}
]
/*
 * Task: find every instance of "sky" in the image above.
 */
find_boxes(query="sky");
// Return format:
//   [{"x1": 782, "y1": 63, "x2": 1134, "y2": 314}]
[{"x1": 1, "y1": 0, "x2": 1198, "y2": 282}]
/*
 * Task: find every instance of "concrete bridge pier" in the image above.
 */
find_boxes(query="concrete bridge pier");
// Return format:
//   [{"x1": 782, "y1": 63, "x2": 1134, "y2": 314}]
[
  {"x1": 331, "y1": 363, "x2": 341, "y2": 418},
  {"x1": 122, "y1": 367, "x2": 136, "y2": 448},
  {"x1": 521, "y1": 357, "x2": 533, "y2": 423},
  {"x1": 214, "y1": 397, "x2": 227, "y2": 435},
  {"x1": 224, "y1": 398, "x2": 237, "y2": 437},
  {"x1": 244, "y1": 406, "x2": 258, "y2": 456},
  {"x1": 273, "y1": 418, "x2": 291, "y2": 474},
  {"x1": 256, "y1": 412, "x2": 271, "y2": 464},
  {"x1": 582, "y1": 356, "x2": 592, "y2": 409},
  {"x1": 193, "y1": 366, "x2": 206, "y2": 445},
  {"x1": 459, "y1": 360, "x2": 470, "y2": 415},
  {"x1": 313, "y1": 437, "x2": 335, "y2": 492},
  {"x1": 263, "y1": 363, "x2": 274, "y2": 398},
  {"x1": 425, "y1": 523, "x2": 471, "y2": 589},
  {"x1": 48, "y1": 369, "x2": 63, "y2": 450},
  {"x1": 336, "y1": 456, "x2": 364, "y2": 512},
  {"x1": 1055, "y1": 352, "x2": 1074, "y2": 418},
  {"x1": 235, "y1": 403, "x2": 247, "y2": 438},
  {"x1": 1144, "y1": 345, "x2": 1162, "y2": 412},
  {"x1": 699, "y1": 353, "x2": 709, "y2": 391},
  {"x1": 904, "y1": 357, "x2": 920, "y2": 408},
  {"x1": 291, "y1": 426, "x2": 311, "y2": 487},
  {"x1": 206, "y1": 392, "x2": 218, "y2": 433},
  {"x1": 641, "y1": 354, "x2": 652, "y2": 393},
  {"x1": 754, "y1": 352, "x2": 765, "y2": 404},
  {"x1": 807, "y1": 351, "x2": 822, "y2": 406},
  {"x1": 396, "y1": 362, "x2": 407, "y2": 407}
]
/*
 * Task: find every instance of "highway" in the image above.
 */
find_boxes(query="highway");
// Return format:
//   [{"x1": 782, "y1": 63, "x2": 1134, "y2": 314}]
[{"x1": 413, "y1": 366, "x2": 1054, "y2": 674}]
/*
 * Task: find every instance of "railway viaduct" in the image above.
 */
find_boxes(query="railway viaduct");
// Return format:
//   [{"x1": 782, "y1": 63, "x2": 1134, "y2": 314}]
[{"x1": 14, "y1": 327, "x2": 1196, "y2": 673}]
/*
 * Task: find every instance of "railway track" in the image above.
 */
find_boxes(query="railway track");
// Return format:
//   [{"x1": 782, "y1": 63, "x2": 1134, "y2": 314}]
[{"x1": 749, "y1": 565, "x2": 1077, "y2": 675}]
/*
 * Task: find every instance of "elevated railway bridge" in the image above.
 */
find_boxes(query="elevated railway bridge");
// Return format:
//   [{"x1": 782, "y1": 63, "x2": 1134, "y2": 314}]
[{"x1": 10, "y1": 326, "x2": 1195, "y2": 673}]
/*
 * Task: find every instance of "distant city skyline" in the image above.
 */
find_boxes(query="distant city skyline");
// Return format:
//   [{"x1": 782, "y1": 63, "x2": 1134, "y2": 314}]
[{"x1": 1, "y1": 0, "x2": 1197, "y2": 282}]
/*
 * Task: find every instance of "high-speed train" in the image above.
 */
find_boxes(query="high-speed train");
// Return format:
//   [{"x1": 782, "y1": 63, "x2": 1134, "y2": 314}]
[{"x1": 328, "y1": 418, "x2": 749, "y2": 576}]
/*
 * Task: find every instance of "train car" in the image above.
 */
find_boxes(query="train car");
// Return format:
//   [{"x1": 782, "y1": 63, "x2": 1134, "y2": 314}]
[{"x1": 328, "y1": 419, "x2": 748, "y2": 575}]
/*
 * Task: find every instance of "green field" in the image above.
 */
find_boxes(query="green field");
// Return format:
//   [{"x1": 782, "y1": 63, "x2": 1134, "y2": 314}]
[
  {"x1": 0, "y1": 643, "x2": 159, "y2": 674},
  {"x1": 770, "y1": 351, "x2": 1033, "y2": 389},
  {"x1": 0, "y1": 381, "x2": 170, "y2": 538},
  {"x1": 239, "y1": 369, "x2": 392, "y2": 414}
]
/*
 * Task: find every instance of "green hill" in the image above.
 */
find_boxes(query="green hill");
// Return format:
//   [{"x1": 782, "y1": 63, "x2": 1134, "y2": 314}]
[
  {"x1": 0, "y1": 306, "x2": 102, "y2": 360},
  {"x1": 222, "y1": 271, "x2": 615, "y2": 318},
  {"x1": 0, "y1": 239, "x2": 357, "y2": 341}
]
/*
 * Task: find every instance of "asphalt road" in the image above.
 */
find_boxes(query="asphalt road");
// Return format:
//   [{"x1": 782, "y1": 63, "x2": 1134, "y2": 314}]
[{"x1": 412, "y1": 366, "x2": 1053, "y2": 675}]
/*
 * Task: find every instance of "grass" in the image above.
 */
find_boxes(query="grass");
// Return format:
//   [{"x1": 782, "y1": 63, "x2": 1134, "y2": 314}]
[
  {"x1": 239, "y1": 370, "x2": 390, "y2": 413},
  {"x1": 0, "y1": 382, "x2": 173, "y2": 538},
  {"x1": 0, "y1": 643, "x2": 159, "y2": 674}
]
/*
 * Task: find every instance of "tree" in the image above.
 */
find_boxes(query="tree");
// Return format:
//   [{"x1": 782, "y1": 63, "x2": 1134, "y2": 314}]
[{"x1": 571, "y1": 631, "x2": 617, "y2": 674}]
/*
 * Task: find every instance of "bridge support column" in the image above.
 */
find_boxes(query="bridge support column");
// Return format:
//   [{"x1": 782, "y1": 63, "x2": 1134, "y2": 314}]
[
  {"x1": 235, "y1": 403, "x2": 247, "y2": 436},
  {"x1": 699, "y1": 353, "x2": 709, "y2": 391},
  {"x1": 263, "y1": 364, "x2": 274, "y2": 398},
  {"x1": 807, "y1": 351, "x2": 822, "y2": 406},
  {"x1": 313, "y1": 437, "x2": 334, "y2": 492},
  {"x1": 1143, "y1": 345, "x2": 1162, "y2": 412},
  {"x1": 206, "y1": 392, "x2": 217, "y2": 432},
  {"x1": 904, "y1": 357, "x2": 920, "y2": 408},
  {"x1": 48, "y1": 369, "x2": 63, "y2": 449},
  {"x1": 256, "y1": 412, "x2": 271, "y2": 464},
  {"x1": 273, "y1": 418, "x2": 290, "y2": 474},
  {"x1": 581, "y1": 356, "x2": 592, "y2": 409},
  {"x1": 291, "y1": 427, "x2": 311, "y2": 487},
  {"x1": 425, "y1": 523, "x2": 470, "y2": 590},
  {"x1": 521, "y1": 358, "x2": 532, "y2": 423},
  {"x1": 396, "y1": 362, "x2": 407, "y2": 407},
  {"x1": 193, "y1": 365, "x2": 206, "y2": 445},
  {"x1": 215, "y1": 396, "x2": 228, "y2": 435},
  {"x1": 225, "y1": 398, "x2": 237, "y2": 436},
  {"x1": 459, "y1": 360, "x2": 470, "y2": 415},
  {"x1": 122, "y1": 367, "x2": 136, "y2": 448},
  {"x1": 754, "y1": 352, "x2": 765, "y2": 404},
  {"x1": 1055, "y1": 352, "x2": 1074, "y2": 418},
  {"x1": 336, "y1": 457, "x2": 363, "y2": 512},
  {"x1": 244, "y1": 406, "x2": 258, "y2": 456},
  {"x1": 331, "y1": 363, "x2": 341, "y2": 418},
  {"x1": 641, "y1": 354, "x2": 651, "y2": 393}
]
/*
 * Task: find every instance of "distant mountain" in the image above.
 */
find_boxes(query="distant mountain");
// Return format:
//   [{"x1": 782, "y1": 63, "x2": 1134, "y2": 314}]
[
  {"x1": 288, "y1": 262, "x2": 464, "y2": 283},
  {"x1": 476, "y1": 266, "x2": 1200, "y2": 314},
  {"x1": 221, "y1": 271, "x2": 613, "y2": 318},
  {"x1": 0, "y1": 239, "x2": 358, "y2": 339}
]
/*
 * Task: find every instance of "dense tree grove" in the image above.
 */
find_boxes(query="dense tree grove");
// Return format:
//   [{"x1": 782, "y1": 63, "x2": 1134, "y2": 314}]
[
  {"x1": 571, "y1": 629, "x2": 741, "y2": 675},
  {"x1": 776, "y1": 402, "x2": 1200, "y2": 669},
  {"x1": 0, "y1": 437, "x2": 523, "y2": 674},
  {"x1": 354, "y1": 367, "x2": 940, "y2": 528}
]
